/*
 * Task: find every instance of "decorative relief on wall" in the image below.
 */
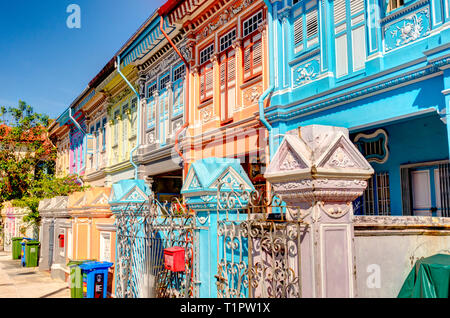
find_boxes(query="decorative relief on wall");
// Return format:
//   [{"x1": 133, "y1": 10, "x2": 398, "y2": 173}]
[
  {"x1": 200, "y1": 105, "x2": 214, "y2": 123},
  {"x1": 191, "y1": 174, "x2": 201, "y2": 189},
  {"x1": 243, "y1": 84, "x2": 263, "y2": 107},
  {"x1": 292, "y1": 59, "x2": 320, "y2": 88},
  {"x1": 279, "y1": 146, "x2": 307, "y2": 171},
  {"x1": 327, "y1": 146, "x2": 356, "y2": 168},
  {"x1": 196, "y1": 0, "x2": 256, "y2": 42},
  {"x1": 147, "y1": 131, "x2": 156, "y2": 145},
  {"x1": 146, "y1": 51, "x2": 180, "y2": 80},
  {"x1": 124, "y1": 190, "x2": 146, "y2": 202},
  {"x1": 384, "y1": 8, "x2": 431, "y2": 51}
]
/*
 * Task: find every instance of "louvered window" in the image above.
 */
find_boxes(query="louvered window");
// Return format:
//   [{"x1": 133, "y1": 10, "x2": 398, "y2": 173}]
[
  {"x1": 219, "y1": 48, "x2": 236, "y2": 123},
  {"x1": 130, "y1": 98, "x2": 137, "y2": 137},
  {"x1": 113, "y1": 110, "x2": 119, "y2": 146},
  {"x1": 199, "y1": 43, "x2": 214, "y2": 103},
  {"x1": 101, "y1": 117, "x2": 106, "y2": 151},
  {"x1": 243, "y1": 11, "x2": 264, "y2": 82},
  {"x1": 334, "y1": 0, "x2": 366, "y2": 78},
  {"x1": 293, "y1": 0, "x2": 319, "y2": 54},
  {"x1": 122, "y1": 103, "x2": 128, "y2": 157}
]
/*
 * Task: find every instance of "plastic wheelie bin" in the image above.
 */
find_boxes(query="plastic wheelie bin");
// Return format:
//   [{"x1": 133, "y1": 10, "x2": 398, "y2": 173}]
[
  {"x1": 79, "y1": 261, "x2": 114, "y2": 298},
  {"x1": 12, "y1": 237, "x2": 24, "y2": 260},
  {"x1": 20, "y1": 238, "x2": 33, "y2": 266},
  {"x1": 67, "y1": 260, "x2": 96, "y2": 298},
  {"x1": 24, "y1": 240, "x2": 40, "y2": 267}
]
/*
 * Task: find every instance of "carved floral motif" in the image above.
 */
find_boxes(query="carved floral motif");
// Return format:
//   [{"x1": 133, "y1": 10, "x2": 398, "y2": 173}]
[
  {"x1": 244, "y1": 85, "x2": 263, "y2": 106},
  {"x1": 279, "y1": 150, "x2": 304, "y2": 171},
  {"x1": 196, "y1": 0, "x2": 256, "y2": 42},
  {"x1": 327, "y1": 147, "x2": 356, "y2": 168},
  {"x1": 200, "y1": 106, "x2": 213, "y2": 123},
  {"x1": 384, "y1": 9, "x2": 430, "y2": 51},
  {"x1": 293, "y1": 60, "x2": 319, "y2": 87}
]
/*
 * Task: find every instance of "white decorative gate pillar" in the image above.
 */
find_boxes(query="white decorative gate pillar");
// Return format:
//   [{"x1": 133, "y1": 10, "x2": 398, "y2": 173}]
[{"x1": 265, "y1": 125, "x2": 374, "y2": 298}]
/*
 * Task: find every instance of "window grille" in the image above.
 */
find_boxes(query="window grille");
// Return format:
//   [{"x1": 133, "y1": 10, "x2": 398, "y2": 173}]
[{"x1": 357, "y1": 172, "x2": 391, "y2": 216}]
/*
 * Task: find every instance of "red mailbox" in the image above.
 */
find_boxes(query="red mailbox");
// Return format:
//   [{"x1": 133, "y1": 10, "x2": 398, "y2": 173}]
[
  {"x1": 58, "y1": 234, "x2": 65, "y2": 248},
  {"x1": 164, "y1": 247, "x2": 185, "y2": 272}
]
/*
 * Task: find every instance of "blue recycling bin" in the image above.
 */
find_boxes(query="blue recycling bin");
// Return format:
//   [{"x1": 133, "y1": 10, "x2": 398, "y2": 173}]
[
  {"x1": 20, "y1": 238, "x2": 33, "y2": 267},
  {"x1": 79, "y1": 261, "x2": 113, "y2": 298}
]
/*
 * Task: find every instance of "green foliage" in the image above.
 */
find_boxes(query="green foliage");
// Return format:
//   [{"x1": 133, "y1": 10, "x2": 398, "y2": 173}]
[
  {"x1": 12, "y1": 175, "x2": 88, "y2": 225},
  {"x1": 0, "y1": 101, "x2": 85, "y2": 227}
]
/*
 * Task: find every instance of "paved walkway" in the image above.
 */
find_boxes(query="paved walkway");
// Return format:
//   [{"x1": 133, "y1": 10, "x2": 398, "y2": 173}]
[{"x1": 0, "y1": 251, "x2": 70, "y2": 298}]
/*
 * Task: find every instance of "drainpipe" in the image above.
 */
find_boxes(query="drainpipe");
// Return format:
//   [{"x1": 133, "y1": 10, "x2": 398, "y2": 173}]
[
  {"x1": 259, "y1": 0, "x2": 276, "y2": 160},
  {"x1": 68, "y1": 107, "x2": 85, "y2": 186},
  {"x1": 116, "y1": 55, "x2": 140, "y2": 180},
  {"x1": 159, "y1": 16, "x2": 189, "y2": 168}
]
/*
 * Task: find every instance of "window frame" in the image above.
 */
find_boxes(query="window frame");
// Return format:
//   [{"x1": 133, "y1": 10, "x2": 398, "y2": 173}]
[
  {"x1": 199, "y1": 43, "x2": 215, "y2": 103},
  {"x1": 333, "y1": 0, "x2": 367, "y2": 80},
  {"x1": 173, "y1": 63, "x2": 185, "y2": 116},
  {"x1": 292, "y1": 0, "x2": 320, "y2": 55},
  {"x1": 242, "y1": 9, "x2": 265, "y2": 82}
]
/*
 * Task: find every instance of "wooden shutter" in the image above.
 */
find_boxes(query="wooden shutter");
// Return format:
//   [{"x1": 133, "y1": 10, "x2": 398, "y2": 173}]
[
  {"x1": 243, "y1": 33, "x2": 263, "y2": 81},
  {"x1": 334, "y1": 0, "x2": 347, "y2": 24},
  {"x1": 86, "y1": 134, "x2": 94, "y2": 155},
  {"x1": 306, "y1": 8, "x2": 318, "y2": 38},
  {"x1": 200, "y1": 62, "x2": 213, "y2": 102},
  {"x1": 294, "y1": 16, "x2": 304, "y2": 47},
  {"x1": 220, "y1": 49, "x2": 236, "y2": 122}
]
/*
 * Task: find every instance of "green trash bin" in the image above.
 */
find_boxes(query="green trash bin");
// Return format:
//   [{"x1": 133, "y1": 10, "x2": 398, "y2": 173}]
[
  {"x1": 11, "y1": 237, "x2": 24, "y2": 260},
  {"x1": 24, "y1": 241, "x2": 40, "y2": 267},
  {"x1": 68, "y1": 260, "x2": 96, "y2": 298}
]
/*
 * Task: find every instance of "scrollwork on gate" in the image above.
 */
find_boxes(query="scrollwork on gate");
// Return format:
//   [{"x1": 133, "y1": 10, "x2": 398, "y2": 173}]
[
  {"x1": 114, "y1": 196, "x2": 197, "y2": 298},
  {"x1": 215, "y1": 181, "x2": 306, "y2": 298}
]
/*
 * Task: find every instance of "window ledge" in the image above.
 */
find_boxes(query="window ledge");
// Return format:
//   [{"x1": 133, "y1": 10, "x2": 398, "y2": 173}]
[
  {"x1": 289, "y1": 47, "x2": 320, "y2": 66},
  {"x1": 198, "y1": 98, "x2": 213, "y2": 109},
  {"x1": 241, "y1": 75, "x2": 263, "y2": 89}
]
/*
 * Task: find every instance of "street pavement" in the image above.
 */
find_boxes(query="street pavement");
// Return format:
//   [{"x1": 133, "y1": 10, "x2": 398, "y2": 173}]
[{"x1": 0, "y1": 251, "x2": 70, "y2": 298}]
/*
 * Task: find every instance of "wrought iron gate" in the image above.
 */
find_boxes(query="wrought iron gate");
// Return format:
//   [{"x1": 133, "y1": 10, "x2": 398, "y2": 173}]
[
  {"x1": 215, "y1": 182, "x2": 305, "y2": 298},
  {"x1": 115, "y1": 196, "x2": 196, "y2": 298}
]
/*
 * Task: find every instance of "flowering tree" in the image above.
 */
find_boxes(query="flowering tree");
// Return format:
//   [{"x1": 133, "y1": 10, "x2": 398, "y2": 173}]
[{"x1": 0, "y1": 101, "x2": 86, "y2": 226}]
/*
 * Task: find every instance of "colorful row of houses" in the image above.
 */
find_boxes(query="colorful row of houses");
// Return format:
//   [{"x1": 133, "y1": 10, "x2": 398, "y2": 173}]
[{"x1": 41, "y1": 0, "x2": 450, "y2": 298}]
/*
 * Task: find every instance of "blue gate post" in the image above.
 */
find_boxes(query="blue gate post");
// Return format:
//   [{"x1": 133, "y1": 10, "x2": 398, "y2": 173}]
[
  {"x1": 109, "y1": 179, "x2": 152, "y2": 298},
  {"x1": 181, "y1": 158, "x2": 255, "y2": 298}
]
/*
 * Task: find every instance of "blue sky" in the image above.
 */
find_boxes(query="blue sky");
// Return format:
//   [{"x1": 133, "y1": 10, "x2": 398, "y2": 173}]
[{"x1": 0, "y1": 0, "x2": 165, "y2": 119}]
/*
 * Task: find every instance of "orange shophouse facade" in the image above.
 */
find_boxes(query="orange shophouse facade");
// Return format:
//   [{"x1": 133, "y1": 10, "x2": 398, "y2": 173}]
[
  {"x1": 67, "y1": 188, "x2": 116, "y2": 297},
  {"x1": 161, "y1": 0, "x2": 270, "y2": 187}
]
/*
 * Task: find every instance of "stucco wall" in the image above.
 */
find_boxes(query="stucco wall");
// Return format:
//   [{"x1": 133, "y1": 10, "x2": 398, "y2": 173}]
[{"x1": 355, "y1": 228, "x2": 450, "y2": 298}]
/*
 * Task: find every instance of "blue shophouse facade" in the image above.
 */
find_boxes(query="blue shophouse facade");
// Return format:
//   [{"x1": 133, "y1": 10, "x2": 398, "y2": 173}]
[{"x1": 264, "y1": 0, "x2": 450, "y2": 216}]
